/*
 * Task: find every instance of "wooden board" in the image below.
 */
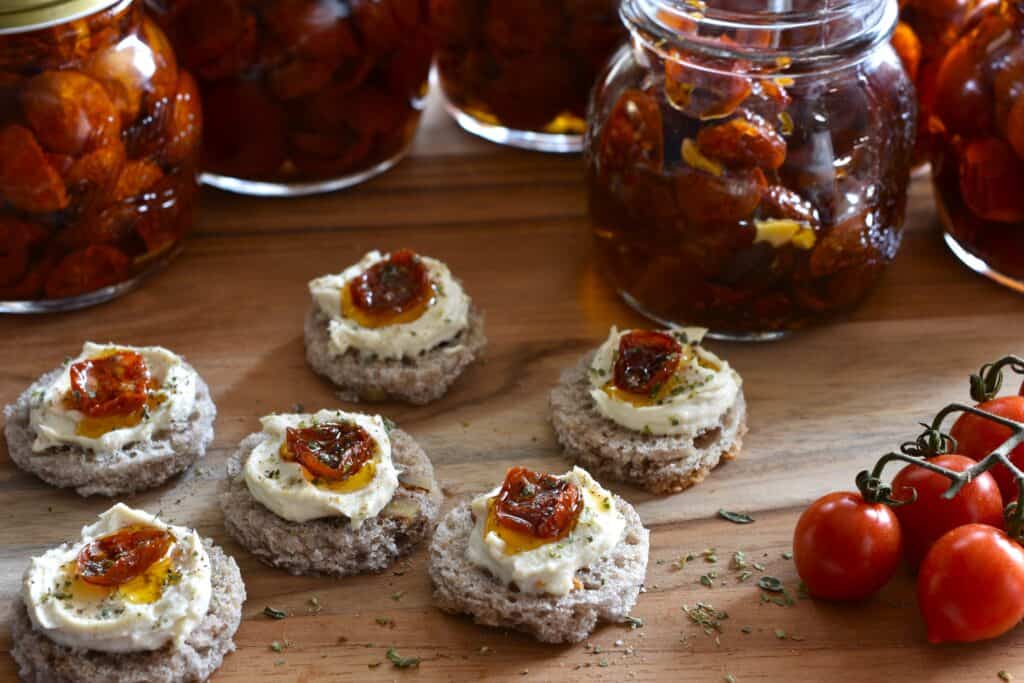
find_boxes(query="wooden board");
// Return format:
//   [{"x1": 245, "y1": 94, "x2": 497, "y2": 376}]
[{"x1": 2, "y1": 96, "x2": 1024, "y2": 683}]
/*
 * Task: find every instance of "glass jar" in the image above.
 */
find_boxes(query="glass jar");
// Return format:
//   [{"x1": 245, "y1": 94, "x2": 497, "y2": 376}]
[
  {"x1": 0, "y1": 0, "x2": 199, "y2": 314},
  {"x1": 145, "y1": 0, "x2": 434, "y2": 197},
  {"x1": 892, "y1": 0, "x2": 991, "y2": 166},
  {"x1": 585, "y1": 0, "x2": 917, "y2": 340},
  {"x1": 431, "y1": 0, "x2": 627, "y2": 153},
  {"x1": 930, "y1": 1, "x2": 1024, "y2": 291}
]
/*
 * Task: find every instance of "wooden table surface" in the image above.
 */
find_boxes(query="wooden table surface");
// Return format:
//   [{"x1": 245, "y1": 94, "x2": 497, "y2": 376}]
[{"x1": 2, "y1": 95, "x2": 1024, "y2": 683}]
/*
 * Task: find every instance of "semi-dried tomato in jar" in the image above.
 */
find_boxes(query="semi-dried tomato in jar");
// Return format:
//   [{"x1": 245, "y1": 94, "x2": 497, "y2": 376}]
[
  {"x1": 585, "y1": 0, "x2": 917, "y2": 340},
  {"x1": 146, "y1": 0, "x2": 434, "y2": 196},
  {"x1": 431, "y1": 0, "x2": 626, "y2": 152},
  {"x1": 892, "y1": 0, "x2": 992, "y2": 166},
  {"x1": 0, "y1": 0, "x2": 200, "y2": 313},
  {"x1": 930, "y1": 1, "x2": 1024, "y2": 291}
]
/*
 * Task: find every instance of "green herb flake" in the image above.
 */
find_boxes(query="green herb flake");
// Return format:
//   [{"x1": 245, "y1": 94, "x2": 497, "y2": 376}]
[
  {"x1": 386, "y1": 648, "x2": 420, "y2": 669},
  {"x1": 718, "y1": 509, "x2": 755, "y2": 524},
  {"x1": 781, "y1": 551, "x2": 793, "y2": 560},
  {"x1": 999, "y1": 672, "x2": 1013, "y2": 682},
  {"x1": 758, "y1": 576, "x2": 784, "y2": 593},
  {"x1": 624, "y1": 615, "x2": 645, "y2": 629},
  {"x1": 263, "y1": 606, "x2": 287, "y2": 620},
  {"x1": 391, "y1": 591, "x2": 404, "y2": 601},
  {"x1": 725, "y1": 675, "x2": 737, "y2": 683},
  {"x1": 270, "y1": 641, "x2": 284, "y2": 652},
  {"x1": 774, "y1": 629, "x2": 787, "y2": 640}
]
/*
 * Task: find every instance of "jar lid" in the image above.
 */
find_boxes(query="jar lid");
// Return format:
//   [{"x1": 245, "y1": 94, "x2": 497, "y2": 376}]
[{"x1": 0, "y1": 0, "x2": 124, "y2": 34}]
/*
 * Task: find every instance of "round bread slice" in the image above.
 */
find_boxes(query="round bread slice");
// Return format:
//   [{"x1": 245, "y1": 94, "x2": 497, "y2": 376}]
[
  {"x1": 549, "y1": 353, "x2": 748, "y2": 495},
  {"x1": 221, "y1": 427, "x2": 442, "y2": 576},
  {"x1": 3, "y1": 363, "x2": 217, "y2": 497},
  {"x1": 429, "y1": 495, "x2": 649, "y2": 644},
  {"x1": 303, "y1": 307, "x2": 486, "y2": 405},
  {"x1": 10, "y1": 540, "x2": 244, "y2": 683}
]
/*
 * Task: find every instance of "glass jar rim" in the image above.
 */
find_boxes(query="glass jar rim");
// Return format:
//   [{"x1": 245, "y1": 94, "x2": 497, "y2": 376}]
[
  {"x1": 0, "y1": 0, "x2": 127, "y2": 35},
  {"x1": 621, "y1": 0, "x2": 898, "y2": 70}
]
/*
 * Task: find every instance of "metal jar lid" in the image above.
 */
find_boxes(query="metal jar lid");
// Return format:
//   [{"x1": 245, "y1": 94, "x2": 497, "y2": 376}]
[{"x1": 0, "y1": 0, "x2": 126, "y2": 34}]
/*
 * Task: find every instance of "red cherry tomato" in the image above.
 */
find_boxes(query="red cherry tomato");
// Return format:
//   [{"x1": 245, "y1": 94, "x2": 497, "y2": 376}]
[
  {"x1": 892, "y1": 454, "x2": 1005, "y2": 569},
  {"x1": 793, "y1": 491, "x2": 902, "y2": 600},
  {"x1": 918, "y1": 523, "x2": 1024, "y2": 643},
  {"x1": 950, "y1": 396, "x2": 1024, "y2": 502}
]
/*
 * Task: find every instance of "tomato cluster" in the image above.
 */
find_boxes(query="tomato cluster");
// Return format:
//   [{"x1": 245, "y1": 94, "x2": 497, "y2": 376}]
[
  {"x1": 794, "y1": 375, "x2": 1024, "y2": 644},
  {"x1": 585, "y1": 27, "x2": 916, "y2": 335},
  {"x1": 929, "y1": 1, "x2": 1024, "y2": 279},
  {"x1": 431, "y1": 0, "x2": 625, "y2": 134},
  {"x1": 0, "y1": 2, "x2": 199, "y2": 302},
  {"x1": 146, "y1": 0, "x2": 433, "y2": 185}
]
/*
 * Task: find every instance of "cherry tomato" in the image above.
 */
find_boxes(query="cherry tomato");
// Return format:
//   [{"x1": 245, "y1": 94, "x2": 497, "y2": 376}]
[
  {"x1": 918, "y1": 523, "x2": 1024, "y2": 643},
  {"x1": 793, "y1": 491, "x2": 902, "y2": 600},
  {"x1": 892, "y1": 454, "x2": 1005, "y2": 569},
  {"x1": 494, "y1": 466, "x2": 582, "y2": 540},
  {"x1": 285, "y1": 421, "x2": 376, "y2": 481},
  {"x1": 950, "y1": 396, "x2": 1024, "y2": 502},
  {"x1": 77, "y1": 526, "x2": 173, "y2": 586}
]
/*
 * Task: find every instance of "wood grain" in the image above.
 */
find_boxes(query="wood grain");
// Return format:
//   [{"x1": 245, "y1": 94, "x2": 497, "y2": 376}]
[{"x1": 1, "y1": 96, "x2": 1023, "y2": 682}]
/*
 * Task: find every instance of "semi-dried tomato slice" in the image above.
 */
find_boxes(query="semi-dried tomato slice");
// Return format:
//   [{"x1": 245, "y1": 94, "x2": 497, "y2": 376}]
[
  {"x1": 77, "y1": 526, "x2": 173, "y2": 587},
  {"x1": 285, "y1": 422, "x2": 377, "y2": 482},
  {"x1": 696, "y1": 111, "x2": 787, "y2": 170},
  {"x1": 44, "y1": 245, "x2": 131, "y2": 299},
  {"x1": 493, "y1": 467, "x2": 583, "y2": 540},
  {"x1": 598, "y1": 89, "x2": 664, "y2": 175},
  {"x1": 613, "y1": 330, "x2": 684, "y2": 395},
  {"x1": 68, "y1": 349, "x2": 150, "y2": 418},
  {"x1": 347, "y1": 249, "x2": 431, "y2": 319}
]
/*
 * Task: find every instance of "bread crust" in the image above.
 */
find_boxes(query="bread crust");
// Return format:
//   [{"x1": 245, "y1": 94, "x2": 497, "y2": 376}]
[
  {"x1": 428, "y1": 495, "x2": 649, "y2": 644},
  {"x1": 549, "y1": 353, "x2": 748, "y2": 494},
  {"x1": 3, "y1": 363, "x2": 216, "y2": 497},
  {"x1": 303, "y1": 307, "x2": 486, "y2": 405},
  {"x1": 10, "y1": 540, "x2": 244, "y2": 683},
  {"x1": 221, "y1": 427, "x2": 442, "y2": 576}
]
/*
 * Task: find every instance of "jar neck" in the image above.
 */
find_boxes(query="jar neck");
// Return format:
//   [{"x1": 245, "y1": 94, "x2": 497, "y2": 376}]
[{"x1": 621, "y1": 0, "x2": 898, "y2": 71}]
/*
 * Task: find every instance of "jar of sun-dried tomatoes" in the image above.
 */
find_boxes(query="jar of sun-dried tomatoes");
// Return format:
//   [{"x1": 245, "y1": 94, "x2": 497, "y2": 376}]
[
  {"x1": 585, "y1": 0, "x2": 917, "y2": 340},
  {"x1": 431, "y1": 0, "x2": 627, "y2": 152},
  {"x1": 0, "y1": 0, "x2": 199, "y2": 313},
  {"x1": 930, "y1": 1, "x2": 1024, "y2": 291},
  {"x1": 891, "y1": 0, "x2": 992, "y2": 165},
  {"x1": 145, "y1": 0, "x2": 434, "y2": 196}
]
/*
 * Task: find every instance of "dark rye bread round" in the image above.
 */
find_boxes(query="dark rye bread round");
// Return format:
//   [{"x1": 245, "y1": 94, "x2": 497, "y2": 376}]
[
  {"x1": 10, "y1": 540, "x2": 244, "y2": 683},
  {"x1": 303, "y1": 307, "x2": 486, "y2": 405},
  {"x1": 549, "y1": 354, "x2": 748, "y2": 495},
  {"x1": 220, "y1": 427, "x2": 442, "y2": 576},
  {"x1": 429, "y1": 495, "x2": 650, "y2": 644},
  {"x1": 3, "y1": 363, "x2": 217, "y2": 497}
]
